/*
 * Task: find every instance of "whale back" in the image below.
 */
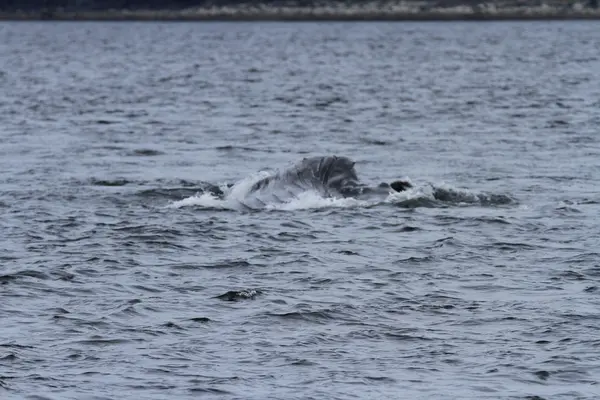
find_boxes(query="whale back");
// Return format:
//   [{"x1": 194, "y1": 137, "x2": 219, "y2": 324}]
[
  {"x1": 239, "y1": 156, "x2": 360, "y2": 209},
  {"x1": 292, "y1": 155, "x2": 359, "y2": 191}
]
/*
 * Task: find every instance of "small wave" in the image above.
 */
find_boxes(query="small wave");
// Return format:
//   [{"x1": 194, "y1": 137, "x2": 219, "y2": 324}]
[
  {"x1": 128, "y1": 149, "x2": 165, "y2": 156},
  {"x1": 385, "y1": 332, "x2": 434, "y2": 341},
  {"x1": 189, "y1": 317, "x2": 212, "y2": 323},
  {"x1": 0, "y1": 353, "x2": 17, "y2": 361},
  {"x1": 489, "y1": 242, "x2": 541, "y2": 251},
  {"x1": 0, "y1": 269, "x2": 50, "y2": 282},
  {"x1": 170, "y1": 260, "x2": 252, "y2": 269},
  {"x1": 215, "y1": 145, "x2": 272, "y2": 153},
  {"x1": 189, "y1": 388, "x2": 233, "y2": 395},
  {"x1": 267, "y1": 310, "x2": 336, "y2": 323},
  {"x1": 216, "y1": 289, "x2": 262, "y2": 301},
  {"x1": 360, "y1": 137, "x2": 392, "y2": 146},
  {"x1": 90, "y1": 178, "x2": 131, "y2": 187},
  {"x1": 72, "y1": 337, "x2": 137, "y2": 346},
  {"x1": 161, "y1": 321, "x2": 184, "y2": 330},
  {"x1": 556, "y1": 201, "x2": 583, "y2": 213}
]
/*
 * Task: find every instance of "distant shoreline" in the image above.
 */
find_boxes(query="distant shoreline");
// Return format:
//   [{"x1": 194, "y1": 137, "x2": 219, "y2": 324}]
[{"x1": 1, "y1": 5, "x2": 600, "y2": 21}]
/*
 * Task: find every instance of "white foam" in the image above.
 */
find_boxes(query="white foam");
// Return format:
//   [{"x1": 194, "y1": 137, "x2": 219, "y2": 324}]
[
  {"x1": 265, "y1": 190, "x2": 371, "y2": 211},
  {"x1": 167, "y1": 192, "x2": 231, "y2": 209},
  {"x1": 167, "y1": 178, "x2": 512, "y2": 212},
  {"x1": 384, "y1": 184, "x2": 434, "y2": 203},
  {"x1": 226, "y1": 170, "x2": 274, "y2": 201}
]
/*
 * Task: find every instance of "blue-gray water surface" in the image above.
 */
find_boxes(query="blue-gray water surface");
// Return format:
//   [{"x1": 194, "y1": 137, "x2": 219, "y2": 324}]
[{"x1": 1, "y1": 20, "x2": 600, "y2": 400}]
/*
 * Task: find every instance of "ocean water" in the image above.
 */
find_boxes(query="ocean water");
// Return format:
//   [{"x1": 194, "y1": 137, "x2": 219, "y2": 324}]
[{"x1": 1, "y1": 20, "x2": 600, "y2": 400}]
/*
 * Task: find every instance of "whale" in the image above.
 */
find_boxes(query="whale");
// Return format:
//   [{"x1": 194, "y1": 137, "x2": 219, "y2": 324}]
[
  {"x1": 249, "y1": 155, "x2": 361, "y2": 198},
  {"x1": 191, "y1": 155, "x2": 515, "y2": 210},
  {"x1": 209, "y1": 155, "x2": 412, "y2": 209}
]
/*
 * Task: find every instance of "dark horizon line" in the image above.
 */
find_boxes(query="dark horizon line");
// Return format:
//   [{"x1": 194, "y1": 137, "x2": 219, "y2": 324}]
[{"x1": 1, "y1": 10, "x2": 600, "y2": 22}]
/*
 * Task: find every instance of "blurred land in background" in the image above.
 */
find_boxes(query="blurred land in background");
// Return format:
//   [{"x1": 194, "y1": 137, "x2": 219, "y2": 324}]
[{"x1": 0, "y1": 0, "x2": 598, "y2": 20}]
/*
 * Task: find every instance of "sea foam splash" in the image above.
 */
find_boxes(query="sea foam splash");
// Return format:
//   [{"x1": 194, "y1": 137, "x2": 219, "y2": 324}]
[
  {"x1": 168, "y1": 192, "x2": 228, "y2": 210},
  {"x1": 264, "y1": 191, "x2": 370, "y2": 211},
  {"x1": 167, "y1": 170, "x2": 273, "y2": 210},
  {"x1": 167, "y1": 176, "x2": 514, "y2": 211},
  {"x1": 167, "y1": 186, "x2": 372, "y2": 212}
]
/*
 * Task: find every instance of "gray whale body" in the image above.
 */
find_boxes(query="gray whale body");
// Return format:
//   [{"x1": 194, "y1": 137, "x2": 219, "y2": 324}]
[
  {"x1": 199, "y1": 155, "x2": 513, "y2": 209},
  {"x1": 250, "y1": 155, "x2": 359, "y2": 196},
  {"x1": 228, "y1": 155, "x2": 411, "y2": 209}
]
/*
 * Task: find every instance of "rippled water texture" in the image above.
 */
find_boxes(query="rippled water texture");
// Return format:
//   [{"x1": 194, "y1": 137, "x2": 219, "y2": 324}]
[{"x1": 1, "y1": 21, "x2": 600, "y2": 400}]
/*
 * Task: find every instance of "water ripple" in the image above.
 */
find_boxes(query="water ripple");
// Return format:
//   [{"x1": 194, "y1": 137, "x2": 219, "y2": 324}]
[{"x1": 1, "y1": 20, "x2": 600, "y2": 400}]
